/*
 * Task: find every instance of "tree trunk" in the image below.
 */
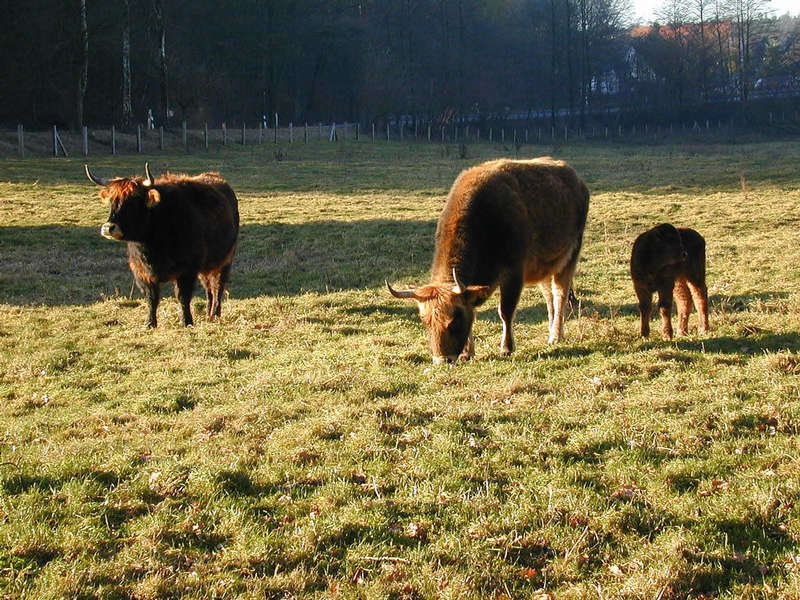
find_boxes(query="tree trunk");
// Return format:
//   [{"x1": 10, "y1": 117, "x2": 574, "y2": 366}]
[
  {"x1": 76, "y1": 0, "x2": 88, "y2": 130},
  {"x1": 121, "y1": 0, "x2": 132, "y2": 129},
  {"x1": 153, "y1": 0, "x2": 169, "y2": 125}
]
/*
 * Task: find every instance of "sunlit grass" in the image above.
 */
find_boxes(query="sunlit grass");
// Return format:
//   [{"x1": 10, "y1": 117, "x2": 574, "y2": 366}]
[{"x1": 1, "y1": 139, "x2": 800, "y2": 599}]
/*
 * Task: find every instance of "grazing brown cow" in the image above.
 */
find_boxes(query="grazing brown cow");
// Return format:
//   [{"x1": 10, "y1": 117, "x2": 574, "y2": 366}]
[
  {"x1": 86, "y1": 163, "x2": 239, "y2": 328},
  {"x1": 387, "y1": 157, "x2": 590, "y2": 363},
  {"x1": 630, "y1": 223, "x2": 709, "y2": 339}
]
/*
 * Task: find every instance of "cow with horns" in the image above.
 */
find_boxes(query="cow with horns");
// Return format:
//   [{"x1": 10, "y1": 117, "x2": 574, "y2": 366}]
[
  {"x1": 86, "y1": 163, "x2": 239, "y2": 328},
  {"x1": 387, "y1": 157, "x2": 589, "y2": 363}
]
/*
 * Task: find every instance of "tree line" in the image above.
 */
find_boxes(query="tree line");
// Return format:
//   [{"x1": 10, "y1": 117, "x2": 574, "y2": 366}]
[{"x1": 0, "y1": 0, "x2": 797, "y2": 131}]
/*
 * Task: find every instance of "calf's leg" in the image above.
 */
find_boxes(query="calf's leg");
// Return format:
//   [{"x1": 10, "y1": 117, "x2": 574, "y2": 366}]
[
  {"x1": 657, "y1": 283, "x2": 675, "y2": 340},
  {"x1": 687, "y1": 278, "x2": 709, "y2": 334},
  {"x1": 673, "y1": 277, "x2": 692, "y2": 336},
  {"x1": 634, "y1": 283, "x2": 652, "y2": 338}
]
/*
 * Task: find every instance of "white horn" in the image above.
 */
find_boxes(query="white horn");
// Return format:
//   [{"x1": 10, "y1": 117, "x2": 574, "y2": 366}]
[
  {"x1": 452, "y1": 267, "x2": 465, "y2": 294},
  {"x1": 84, "y1": 164, "x2": 111, "y2": 186},
  {"x1": 386, "y1": 279, "x2": 420, "y2": 300},
  {"x1": 143, "y1": 162, "x2": 155, "y2": 186}
]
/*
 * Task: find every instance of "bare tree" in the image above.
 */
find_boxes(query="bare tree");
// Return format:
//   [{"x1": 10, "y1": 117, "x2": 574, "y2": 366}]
[
  {"x1": 122, "y1": 0, "x2": 132, "y2": 128},
  {"x1": 727, "y1": 0, "x2": 772, "y2": 101},
  {"x1": 152, "y1": 0, "x2": 169, "y2": 125},
  {"x1": 76, "y1": 0, "x2": 88, "y2": 129}
]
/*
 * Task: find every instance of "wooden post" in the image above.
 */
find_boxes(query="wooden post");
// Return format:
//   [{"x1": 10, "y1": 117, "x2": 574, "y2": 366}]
[
  {"x1": 137, "y1": 125, "x2": 142, "y2": 153},
  {"x1": 111, "y1": 125, "x2": 116, "y2": 155},
  {"x1": 304, "y1": 122, "x2": 308, "y2": 144},
  {"x1": 386, "y1": 123, "x2": 390, "y2": 142},
  {"x1": 525, "y1": 129, "x2": 528, "y2": 144},
  {"x1": 489, "y1": 128, "x2": 493, "y2": 143},
  {"x1": 356, "y1": 122, "x2": 360, "y2": 141},
  {"x1": 53, "y1": 125, "x2": 58, "y2": 156},
  {"x1": 274, "y1": 113, "x2": 278, "y2": 144},
  {"x1": 160, "y1": 126, "x2": 165, "y2": 150},
  {"x1": 182, "y1": 120, "x2": 188, "y2": 151},
  {"x1": 289, "y1": 122, "x2": 293, "y2": 143},
  {"x1": 222, "y1": 122, "x2": 227, "y2": 145},
  {"x1": 82, "y1": 126, "x2": 88, "y2": 156},
  {"x1": 427, "y1": 124, "x2": 431, "y2": 142},
  {"x1": 400, "y1": 120, "x2": 403, "y2": 141},
  {"x1": 372, "y1": 122, "x2": 376, "y2": 142},
  {"x1": 564, "y1": 126, "x2": 567, "y2": 141},
  {"x1": 203, "y1": 123, "x2": 208, "y2": 150},
  {"x1": 242, "y1": 122, "x2": 246, "y2": 145},
  {"x1": 17, "y1": 124, "x2": 24, "y2": 158}
]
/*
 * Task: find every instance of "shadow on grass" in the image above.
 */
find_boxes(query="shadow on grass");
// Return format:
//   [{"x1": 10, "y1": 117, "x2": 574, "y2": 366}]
[{"x1": 0, "y1": 220, "x2": 436, "y2": 306}]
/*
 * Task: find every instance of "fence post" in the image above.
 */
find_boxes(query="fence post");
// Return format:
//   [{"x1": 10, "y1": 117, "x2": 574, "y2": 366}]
[
  {"x1": 427, "y1": 124, "x2": 431, "y2": 142},
  {"x1": 386, "y1": 123, "x2": 390, "y2": 142},
  {"x1": 17, "y1": 124, "x2": 24, "y2": 158},
  {"x1": 304, "y1": 122, "x2": 308, "y2": 144},
  {"x1": 564, "y1": 125, "x2": 567, "y2": 142},
  {"x1": 160, "y1": 126, "x2": 165, "y2": 151},
  {"x1": 289, "y1": 122, "x2": 293, "y2": 143},
  {"x1": 222, "y1": 122, "x2": 227, "y2": 146},
  {"x1": 203, "y1": 123, "x2": 208, "y2": 150},
  {"x1": 82, "y1": 126, "x2": 88, "y2": 156},
  {"x1": 274, "y1": 113, "x2": 278, "y2": 144},
  {"x1": 525, "y1": 129, "x2": 528, "y2": 144},
  {"x1": 53, "y1": 125, "x2": 58, "y2": 156},
  {"x1": 489, "y1": 128, "x2": 493, "y2": 143},
  {"x1": 242, "y1": 123, "x2": 246, "y2": 145},
  {"x1": 137, "y1": 125, "x2": 142, "y2": 153},
  {"x1": 372, "y1": 123, "x2": 376, "y2": 142},
  {"x1": 356, "y1": 122, "x2": 360, "y2": 141},
  {"x1": 182, "y1": 120, "x2": 188, "y2": 151},
  {"x1": 111, "y1": 125, "x2": 116, "y2": 155}
]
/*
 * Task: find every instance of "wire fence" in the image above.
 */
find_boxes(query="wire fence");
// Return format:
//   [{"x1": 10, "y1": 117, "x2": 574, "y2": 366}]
[{"x1": 3, "y1": 111, "x2": 800, "y2": 158}]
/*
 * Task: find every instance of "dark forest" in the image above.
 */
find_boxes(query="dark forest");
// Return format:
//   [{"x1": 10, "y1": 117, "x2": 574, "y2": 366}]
[{"x1": 1, "y1": 0, "x2": 798, "y2": 130}]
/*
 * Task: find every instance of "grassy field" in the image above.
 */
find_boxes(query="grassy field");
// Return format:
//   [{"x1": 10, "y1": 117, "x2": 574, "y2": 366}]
[{"x1": 1, "y1": 139, "x2": 800, "y2": 599}]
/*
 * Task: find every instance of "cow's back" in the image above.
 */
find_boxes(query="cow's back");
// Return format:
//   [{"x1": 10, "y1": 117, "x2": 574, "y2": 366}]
[
  {"x1": 432, "y1": 158, "x2": 589, "y2": 286},
  {"x1": 147, "y1": 173, "x2": 239, "y2": 274}
]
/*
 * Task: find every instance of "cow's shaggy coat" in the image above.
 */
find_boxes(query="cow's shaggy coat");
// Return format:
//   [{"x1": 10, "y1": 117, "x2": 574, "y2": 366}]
[
  {"x1": 88, "y1": 165, "x2": 239, "y2": 328},
  {"x1": 388, "y1": 157, "x2": 590, "y2": 363},
  {"x1": 630, "y1": 224, "x2": 709, "y2": 339}
]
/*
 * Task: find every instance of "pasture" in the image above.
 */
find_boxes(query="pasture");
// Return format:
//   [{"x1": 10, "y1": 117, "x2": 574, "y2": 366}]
[{"x1": 1, "y1": 139, "x2": 800, "y2": 599}]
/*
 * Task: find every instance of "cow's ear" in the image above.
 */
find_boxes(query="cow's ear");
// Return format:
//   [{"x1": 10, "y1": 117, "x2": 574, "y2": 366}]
[
  {"x1": 146, "y1": 188, "x2": 161, "y2": 208},
  {"x1": 461, "y1": 285, "x2": 491, "y2": 306}
]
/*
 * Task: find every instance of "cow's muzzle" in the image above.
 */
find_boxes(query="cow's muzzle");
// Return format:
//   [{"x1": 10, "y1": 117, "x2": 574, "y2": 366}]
[
  {"x1": 100, "y1": 222, "x2": 123, "y2": 241},
  {"x1": 432, "y1": 355, "x2": 459, "y2": 365}
]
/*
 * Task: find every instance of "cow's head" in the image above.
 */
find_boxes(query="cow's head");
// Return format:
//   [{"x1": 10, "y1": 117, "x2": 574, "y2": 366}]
[
  {"x1": 86, "y1": 163, "x2": 162, "y2": 242},
  {"x1": 647, "y1": 223, "x2": 688, "y2": 267},
  {"x1": 387, "y1": 268, "x2": 491, "y2": 364}
]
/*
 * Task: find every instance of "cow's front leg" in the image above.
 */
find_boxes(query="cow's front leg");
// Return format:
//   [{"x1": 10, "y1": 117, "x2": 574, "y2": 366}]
[
  {"x1": 139, "y1": 280, "x2": 160, "y2": 329},
  {"x1": 459, "y1": 332, "x2": 474, "y2": 362},
  {"x1": 499, "y1": 274, "x2": 523, "y2": 355},
  {"x1": 175, "y1": 274, "x2": 196, "y2": 326}
]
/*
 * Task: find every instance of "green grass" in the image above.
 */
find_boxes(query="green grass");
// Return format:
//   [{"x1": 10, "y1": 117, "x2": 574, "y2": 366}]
[{"x1": 1, "y1": 139, "x2": 800, "y2": 599}]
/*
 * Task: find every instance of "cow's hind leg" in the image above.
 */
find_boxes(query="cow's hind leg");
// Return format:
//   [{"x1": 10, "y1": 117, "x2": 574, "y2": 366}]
[
  {"x1": 673, "y1": 276, "x2": 692, "y2": 336},
  {"x1": 498, "y1": 272, "x2": 523, "y2": 355},
  {"x1": 198, "y1": 273, "x2": 214, "y2": 318},
  {"x1": 634, "y1": 283, "x2": 652, "y2": 338},
  {"x1": 175, "y1": 274, "x2": 196, "y2": 326},
  {"x1": 657, "y1": 282, "x2": 675, "y2": 340},
  {"x1": 687, "y1": 278, "x2": 709, "y2": 334},
  {"x1": 548, "y1": 263, "x2": 577, "y2": 344},
  {"x1": 214, "y1": 263, "x2": 232, "y2": 318}
]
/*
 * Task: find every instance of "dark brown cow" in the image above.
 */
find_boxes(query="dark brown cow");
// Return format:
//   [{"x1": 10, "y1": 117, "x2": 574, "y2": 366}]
[
  {"x1": 630, "y1": 223, "x2": 709, "y2": 339},
  {"x1": 387, "y1": 157, "x2": 590, "y2": 363},
  {"x1": 86, "y1": 163, "x2": 239, "y2": 328}
]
